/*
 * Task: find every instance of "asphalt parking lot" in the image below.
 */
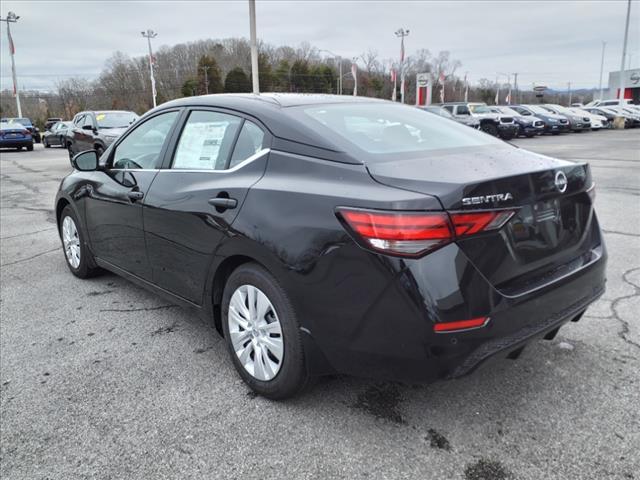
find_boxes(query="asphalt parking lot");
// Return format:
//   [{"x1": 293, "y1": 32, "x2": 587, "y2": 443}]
[{"x1": 1, "y1": 130, "x2": 639, "y2": 480}]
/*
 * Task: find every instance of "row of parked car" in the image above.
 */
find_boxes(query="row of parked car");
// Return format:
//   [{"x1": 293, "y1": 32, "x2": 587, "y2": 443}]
[
  {"x1": 421, "y1": 99, "x2": 640, "y2": 140},
  {"x1": 1, "y1": 98, "x2": 638, "y2": 153},
  {"x1": 0, "y1": 110, "x2": 139, "y2": 154}
]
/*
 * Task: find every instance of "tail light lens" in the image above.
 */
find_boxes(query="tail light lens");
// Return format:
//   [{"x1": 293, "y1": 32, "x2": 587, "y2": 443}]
[
  {"x1": 22, "y1": 129, "x2": 30, "y2": 135},
  {"x1": 337, "y1": 207, "x2": 515, "y2": 257},
  {"x1": 434, "y1": 316, "x2": 489, "y2": 333}
]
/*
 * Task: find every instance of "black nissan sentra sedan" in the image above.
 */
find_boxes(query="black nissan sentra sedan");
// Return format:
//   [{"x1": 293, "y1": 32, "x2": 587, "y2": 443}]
[{"x1": 55, "y1": 94, "x2": 606, "y2": 399}]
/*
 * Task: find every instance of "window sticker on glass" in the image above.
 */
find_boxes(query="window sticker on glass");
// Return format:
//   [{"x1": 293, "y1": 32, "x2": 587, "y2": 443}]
[
  {"x1": 95, "y1": 113, "x2": 106, "y2": 121},
  {"x1": 172, "y1": 112, "x2": 242, "y2": 170}
]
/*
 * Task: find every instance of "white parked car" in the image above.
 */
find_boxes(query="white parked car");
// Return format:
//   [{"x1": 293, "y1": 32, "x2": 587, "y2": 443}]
[
  {"x1": 585, "y1": 98, "x2": 634, "y2": 108},
  {"x1": 569, "y1": 108, "x2": 608, "y2": 130}
]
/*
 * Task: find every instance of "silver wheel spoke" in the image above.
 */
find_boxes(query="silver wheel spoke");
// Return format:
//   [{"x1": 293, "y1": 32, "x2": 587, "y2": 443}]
[
  {"x1": 62, "y1": 216, "x2": 81, "y2": 268},
  {"x1": 261, "y1": 336, "x2": 284, "y2": 361},
  {"x1": 227, "y1": 284, "x2": 284, "y2": 382}
]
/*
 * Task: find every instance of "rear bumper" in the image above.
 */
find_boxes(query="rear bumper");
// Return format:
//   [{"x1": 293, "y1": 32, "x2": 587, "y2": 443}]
[
  {"x1": 308, "y1": 231, "x2": 607, "y2": 383},
  {"x1": 0, "y1": 139, "x2": 33, "y2": 148}
]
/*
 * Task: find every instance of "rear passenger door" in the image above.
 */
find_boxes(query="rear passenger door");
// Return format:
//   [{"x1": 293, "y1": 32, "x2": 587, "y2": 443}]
[{"x1": 143, "y1": 108, "x2": 271, "y2": 304}]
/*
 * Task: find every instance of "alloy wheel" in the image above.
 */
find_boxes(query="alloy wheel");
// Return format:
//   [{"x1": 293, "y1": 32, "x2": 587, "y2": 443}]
[
  {"x1": 228, "y1": 284, "x2": 284, "y2": 381},
  {"x1": 62, "y1": 216, "x2": 81, "y2": 268}
]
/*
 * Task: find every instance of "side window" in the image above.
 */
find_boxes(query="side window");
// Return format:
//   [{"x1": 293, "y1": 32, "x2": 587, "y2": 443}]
[
  {"x1": 83, "y1": 115, "x2": 95, "y2": 129},
  {"x1": 74, "y1": 114, "x2": 85, "y2": 126},
  {"x1": 442, "y1": 105, "x2": 454, "y2": 113},
  {"x1": 112, "y1": 111, "x2": 179, "y2": 170},
  {"x1": 229, "y1": 121, "x2": 266, "y2": 168},
  {"x1": 172, "y1": 111, "x2": 242, "y2": 170},
  {"x1": 457, "y1": 106, "x2": 470, "y2": 115}
]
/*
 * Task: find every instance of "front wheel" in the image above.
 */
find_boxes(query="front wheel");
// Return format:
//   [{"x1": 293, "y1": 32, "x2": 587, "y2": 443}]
[
  {"x1": 44, "y1": 139, "x2": 51, "y2": 148},
  {"x1": 27, "y1": 144, "x2": 34, "y2": 151},
  {"x1": 222, "y1": 263, "x2": 310, "y2": 399},
  {"x1": 480, "y1": 122, "x2": 498, "y2": 137},
  {"x1": 59, "y1": 205, "x2": 101, "y2": 278}
]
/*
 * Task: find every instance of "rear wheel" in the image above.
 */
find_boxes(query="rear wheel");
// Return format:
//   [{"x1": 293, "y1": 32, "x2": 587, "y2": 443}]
[
  {"x1": 27, "y1": 144, "x2": 33, "y2": 151},
  {"x1": 480, "y1": 122, "x2": 498, "y2": 137},
  {"x1": 59, "y1": 205, "x2": 100, "y2": 278},
  {"x1": 44, "y1": 139, "x2": 50, "y2": 148},
  {"x1": 222, "y1": 263, "x2": 310, "y2": 399}
]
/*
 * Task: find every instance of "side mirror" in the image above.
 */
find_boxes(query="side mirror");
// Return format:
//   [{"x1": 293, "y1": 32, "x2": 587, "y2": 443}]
[
  {"x1": 82, "y1": 124, "x2": 95, "y2": 131},
  {"x1": 72, "y1": 150, "x2": 99, "y2": 171}
]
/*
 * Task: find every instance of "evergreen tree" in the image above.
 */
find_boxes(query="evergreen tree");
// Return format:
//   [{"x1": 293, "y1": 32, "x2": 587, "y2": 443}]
[
  {"x1": 196, "y1": 55, "x2": 223, "y2": 95},
  {"x1": 224, "y1": 67, "x2": 251, "y2": 93}
]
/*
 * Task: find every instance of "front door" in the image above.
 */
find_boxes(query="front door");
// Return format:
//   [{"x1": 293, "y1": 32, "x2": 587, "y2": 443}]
[
  {"x1": 144, "y1": 109, "x2": 270, "y2": 304},
  {"x1": 84, "y1": 110, "x2": 181, "y2": 279}
]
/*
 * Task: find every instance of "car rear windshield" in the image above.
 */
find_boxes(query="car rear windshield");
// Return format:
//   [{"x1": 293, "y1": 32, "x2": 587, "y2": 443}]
[
  {"x1": 296, "y1": 103, "x2": 501, "y2": 157},
  {"x1": 96, "y1": 112, "x2": 138, "y2": 129}
]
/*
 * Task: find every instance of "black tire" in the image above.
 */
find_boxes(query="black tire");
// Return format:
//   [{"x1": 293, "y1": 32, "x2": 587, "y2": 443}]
[
  {"x1": 221, "y1": 263, "x2": 310, "y2": 399},
  {"x1": 480, "y1": 122, "x2": 498, "y2": 137},
  {"x1": 44, "y1": 139, "x2": 50, "y2": 148},
  {"x1": 95, "y1": 146, "x2": 104, "y2": 158},
  {"x1": 15, "y1": 146, "x2": 22, "y2": 151},
  {"x1": 500, "y1": 131, "x2": 516, "y2": 141},
  {"x1": 59, "y1": 205, "x2": 101, "y2": 279},
  {"x1": 27, "y1": 144, "x2": 33, "y2": 151},
  {"x1": 67, "y1": 144, "x2": 74, "y2": 160}
]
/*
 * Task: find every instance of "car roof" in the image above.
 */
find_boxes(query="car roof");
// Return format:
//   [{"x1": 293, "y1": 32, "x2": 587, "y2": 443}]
[{"x1": 162, "y1": 93, "x2": 385, "y2": 109}]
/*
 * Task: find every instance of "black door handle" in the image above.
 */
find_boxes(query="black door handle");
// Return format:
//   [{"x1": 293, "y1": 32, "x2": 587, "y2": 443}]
[
  {"x1": 128, "y1": 190, "x2": 144, "y2": 201},
  {"x1": 208, "y1": 197, "x2": 237, "y2": 209}
]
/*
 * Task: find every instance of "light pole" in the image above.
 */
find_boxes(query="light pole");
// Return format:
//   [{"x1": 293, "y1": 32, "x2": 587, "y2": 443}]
[
  {"x1": 395, "y1": 28, "x2": 409, "y2": 103},
  {"x1": 248, "y1": 0, "x2": 259, "y2": 93},
  {"x1": 319, "y1": 49, "x2": 342, "y2": 95},
  {"x1": 141, "y1": 29, "x2": 158, "y2": 108},
  {"x1": 598, "y1": 41, "x2": 606, "y2": 101},
  {"x1": 618, "y1": 0, "x2": 631, "y2": 102},
  {"x1": 1, "y1": 11, "x2": 22, "y2": 117}
]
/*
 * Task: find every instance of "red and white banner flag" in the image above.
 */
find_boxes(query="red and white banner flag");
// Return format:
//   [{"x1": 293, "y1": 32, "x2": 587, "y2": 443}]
[{"x1": 390, "y1": 69, "x2": 397, "y2": 101}]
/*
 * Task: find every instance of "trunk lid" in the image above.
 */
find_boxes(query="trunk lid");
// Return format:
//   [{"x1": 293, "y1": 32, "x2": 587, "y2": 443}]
[{"x1": 366, "y1": 144, "x2": 598, "y2": 295}]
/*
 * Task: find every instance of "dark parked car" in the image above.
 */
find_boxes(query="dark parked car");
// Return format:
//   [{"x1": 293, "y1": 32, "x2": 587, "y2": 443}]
[
  {"x1": 45, "y1": 117, "x2": 63, "y2": 131},
  {"x1": 0, "y1": 121, "x2": 33, "y2": 151},
  {"x1": 442, "y1": 102, "x2": 519, "y2": 140},
  {"x1": 43, "y1": 121, "x2": 73, "y2": 148},
  {"x1": 510, "y1": 105, "x2": 570, "y2": 134},
  {"x1": 68, "y1": 110, "x2": 138, "y2": 159},
  {"x1": 1, "y1": 117, "x2": 41, "y2": 143},
  {"x1": 489, "y1": 106, "x2": 544, "y2": 137},
  {"x1": 56, "y1": 94, "x2": 606, "y2": 399},
  {"x1": 420, "y1": 105, "x2": 481, "y2": 129}
]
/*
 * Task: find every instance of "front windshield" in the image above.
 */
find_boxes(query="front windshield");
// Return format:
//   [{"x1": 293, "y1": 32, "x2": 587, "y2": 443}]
[
  {"x1": 498, "y1": 107, "x2": 520, "y2": 116},
  {"x1": 528, "y1": 105, "x2": 552, "y2": 115},
  {"x1": 469, "y1": 104, "x2": 492, "y2": 114},
  {"x1": 298, "y1": 102, "x2": 502, "y2": 157},
  {"x1": 96, "y1": 112, "x2": 138, "y2": 129},
  {"x1": 9, "y1": 118, "x2": 31, "y2": 126}
]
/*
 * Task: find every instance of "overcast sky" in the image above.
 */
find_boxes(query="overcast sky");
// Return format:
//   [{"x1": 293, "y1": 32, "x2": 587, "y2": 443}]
[{"x1": 1, "y1": 0, "x2": 638, "y2": 92}]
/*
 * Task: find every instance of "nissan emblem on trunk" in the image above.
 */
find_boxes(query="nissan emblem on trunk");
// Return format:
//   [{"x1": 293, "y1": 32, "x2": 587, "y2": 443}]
[{"x1": 555, "y1": 171, "x2": 568, "y2": 193}]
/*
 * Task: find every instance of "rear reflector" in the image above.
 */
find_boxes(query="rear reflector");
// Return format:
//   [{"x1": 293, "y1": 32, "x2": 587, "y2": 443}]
[
  {"x1": 434, "y1": 317, "x2": 489, "y2": 333},
  {"x1": 337, "y1": 207, "x2": 515, "y2": 257}
]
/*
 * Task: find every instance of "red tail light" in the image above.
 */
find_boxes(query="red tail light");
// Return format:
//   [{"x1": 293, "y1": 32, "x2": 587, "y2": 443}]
[
  {"x1": 22, "y1": 129, "x2": 30, "y2": 135},
  {"x1": 337, "y1": 207, "x2": 514, "y2": 257},
  {"x1": 434, "y1": 316, "x2": 489, "y2": 333}
]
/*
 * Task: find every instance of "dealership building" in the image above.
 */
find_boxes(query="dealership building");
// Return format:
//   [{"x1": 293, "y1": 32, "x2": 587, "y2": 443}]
[{"x1": 607, "y1": 68, "x2": 640, "y2": 103}]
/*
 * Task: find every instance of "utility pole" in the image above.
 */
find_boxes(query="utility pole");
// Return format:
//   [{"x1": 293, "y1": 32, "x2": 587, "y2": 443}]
[
  {"x1": 568, "y1": 82, "x2": 572, "y2": 105},
  {"x1": 513, "y1": 72, "x2": 518, "y2": 104},
  {"x1": 395, "y1": 28, "x2": 409, "y2": 104},
  {"x1": 200, "y1": 65, "x2": 210, "y2": 94},
  {"x1": 464, "y1": 72, "x2": 469, "y2": 102},
  {"x1": 618, "y1": 0, "x2": 631, "y2": 102},
  {"x1": 141, "y1": 29, "x2": 158, "y2": 108},
  {"x1": 598, "y1": 41, "x2": 606, "y2": 101},
  {"x1": 1, "y1": 11, "x2": 22, "y2": 117},
  {"x1": 248, "y1": 0, "x2": 259, "y2": 93}
]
